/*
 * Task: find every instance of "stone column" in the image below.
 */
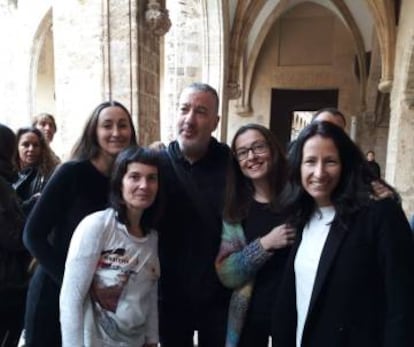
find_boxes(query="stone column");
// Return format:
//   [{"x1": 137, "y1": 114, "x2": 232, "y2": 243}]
[
  {"x1": 137, "y1": 0, "x2": 163, "y2": 145},
  {"x1": 386, "y1": 0, "x2": 414, "y2": 216},
  {"x1": 53, "y1": 1, "x2": 107, "y2": 157},
  {"x1": 53, "y1": 0, "x2": 147, "y2": 155}
]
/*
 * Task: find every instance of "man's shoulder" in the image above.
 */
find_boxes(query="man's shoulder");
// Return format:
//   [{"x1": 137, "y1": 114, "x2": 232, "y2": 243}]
[
  {"x1": 208, "y1": 138, "x2": 231, "y2": 162},
  {"x1": 210, "y1": 137, "x2": 231, "y2": 152}
]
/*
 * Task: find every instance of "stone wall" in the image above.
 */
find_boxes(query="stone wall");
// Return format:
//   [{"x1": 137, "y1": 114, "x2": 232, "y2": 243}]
[
  {"x1": 161, "y1": 0, "x2": 203, "y2": 144},
  {"x1": 53, "y1": 1, "x2": 106, "y2": 158},
  {"x1": 0, "y1": 0, "x2": 162, "y2": 158},
  {"x1": 387, "y1": 0, "x2": 414, "y2": 216},
  {"x1": 0, "y1": 0, "x2": 53, "y2": 131},
  {"x1": 137, "y1": 0, "x2": 161, "y2": 145}
]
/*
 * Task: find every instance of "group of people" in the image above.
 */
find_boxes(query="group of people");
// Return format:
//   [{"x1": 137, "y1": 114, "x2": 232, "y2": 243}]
[
  {"x1": 1, "y1": 82, "x2": 414, "y2": 347},
  {"x1": 0, "y1": 113, "x2": 60, "y2": 347}
]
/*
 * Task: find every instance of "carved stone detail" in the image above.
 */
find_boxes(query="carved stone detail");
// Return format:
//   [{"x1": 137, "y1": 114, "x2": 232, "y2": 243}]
[
  {"x1": 145, "y1": 0, "x2": 171, "y2": 36},
  {"x1": 227, "y1": 82, "x2": 241, "y2": 99}
]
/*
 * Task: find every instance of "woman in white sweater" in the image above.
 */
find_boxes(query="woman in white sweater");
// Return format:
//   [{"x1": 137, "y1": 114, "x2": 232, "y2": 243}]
[{"x1": 60, "y1": 146, "x2": 162, "y2": 347}]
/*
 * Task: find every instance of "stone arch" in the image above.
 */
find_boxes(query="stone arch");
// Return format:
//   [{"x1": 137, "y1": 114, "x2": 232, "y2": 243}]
[
  {"x1": 29, "y1": 7, "x2": 54, "y2": 117},
  {"x1": 227, "y1": 0, "x2": 266, "y2": 102},
  {"x1": 237, "y1": 1, "x2": 368, "y2": 117},
  {"x1": 366, "y1": 0, "x2": 396, "y2": 92}
]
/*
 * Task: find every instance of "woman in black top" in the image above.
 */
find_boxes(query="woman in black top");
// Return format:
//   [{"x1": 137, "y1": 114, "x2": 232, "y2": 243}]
[
  {"x1": 13, "y1": 127, "x2": 59, "y2": 215},
  {"x1": 22, "y1": 101, "x2": 137, "y2": 347},
  {"x1": 215, "y1": 123, "x2": 295, "y2": 347},
  {"x1": 0, "y1": 123, "x2": 28, "y2": 347}
]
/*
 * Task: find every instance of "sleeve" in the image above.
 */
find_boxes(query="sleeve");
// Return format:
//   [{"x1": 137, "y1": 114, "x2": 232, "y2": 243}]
[
  {"x1": 145, "y1": 232, "x2": 159, "y2": 344},
  {"x1": 0, "y1": 180, "x2": 25, "y2": 250},
  {"x1": 375, "y1": 199, "x2": 414, "y2": 347},
  {"x1": 20, "y1": 194, "x2": 39, "y2": 216},
  {"x1": 59, "y1": 212, "x2": 106, "y2": 347},
  {"x1": 215, "y1": 221, "x2": 273, "y2": 289},
  {"x1": 23, "y1": 162, "x2": 77, "y2": 283}
]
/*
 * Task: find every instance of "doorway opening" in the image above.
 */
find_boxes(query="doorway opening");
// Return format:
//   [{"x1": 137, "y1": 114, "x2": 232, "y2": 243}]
[{"x1": 270, "y1": 88, "x2": 339, "y2": 151}]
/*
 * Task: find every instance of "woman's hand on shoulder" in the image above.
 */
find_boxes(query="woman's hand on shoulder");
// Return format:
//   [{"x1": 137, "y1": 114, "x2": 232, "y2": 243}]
[{"x1": 260, "y1": 224, "x2": 296, "y2": 251}]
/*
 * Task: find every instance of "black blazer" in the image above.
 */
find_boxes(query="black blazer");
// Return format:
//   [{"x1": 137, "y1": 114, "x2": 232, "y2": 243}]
[{"x1": 273, "y1": 198, "x2": 414, "y2": 347}]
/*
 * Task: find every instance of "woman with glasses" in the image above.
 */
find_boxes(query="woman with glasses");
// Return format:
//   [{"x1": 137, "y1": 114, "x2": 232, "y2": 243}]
[{"x1": 215, "y1": 123, "x2": 295, "y2": 347}]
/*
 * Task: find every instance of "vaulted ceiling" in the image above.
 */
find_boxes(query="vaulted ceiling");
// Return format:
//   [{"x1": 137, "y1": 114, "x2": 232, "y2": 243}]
[{"x1": 226, "y1": 0, "x2": 397, "y2": 100}]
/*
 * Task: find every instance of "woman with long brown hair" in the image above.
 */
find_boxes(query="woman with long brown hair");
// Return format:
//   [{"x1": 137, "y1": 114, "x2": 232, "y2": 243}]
[
  {"x1": 216, "y1": 123, "x2": 295, "y2": 347},
  {"x1": 13, "y1": 127, "x2": 59, "y2": 215},
  {"x1": 22, "y1": 101, "x2": 137, "y2": 346}
]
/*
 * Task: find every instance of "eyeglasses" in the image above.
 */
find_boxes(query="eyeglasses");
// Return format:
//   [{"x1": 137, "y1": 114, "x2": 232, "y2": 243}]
[{"x1": 235, "y1": 141, "x2": 268, "y2": 161}]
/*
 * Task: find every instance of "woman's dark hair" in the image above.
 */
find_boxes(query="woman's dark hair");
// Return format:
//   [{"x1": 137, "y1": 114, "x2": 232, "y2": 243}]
[
  {"x1": 109, "y1": 146, "x2": 163, "y2": 234},
  {"x1": 0, "y1": 123, "x2": 17, "y2": 182},
  {"x1": 224, "y1": 123, "x2": 287, "y2": 223},
  {"x1": 70, "y1": 101, "x2": 137, "y2": 160},
  {"x1": 281, "y1": 121, "x2": 372, "y2": 229},
  {"x1": 15, "y1": 127, "x2": 58, "y2": 176}
]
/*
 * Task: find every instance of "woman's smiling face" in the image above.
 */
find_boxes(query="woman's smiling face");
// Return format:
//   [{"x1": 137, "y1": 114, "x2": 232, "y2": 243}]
[
  {"x1": 301, "y1": 135, "x2": 342, "y2": 207},
  {"x1": 234, "y1": 129, "x2": 271, "y2": 183},
  {"x1": 96, "y1": 106, "x2": 133, "y2": 158}
]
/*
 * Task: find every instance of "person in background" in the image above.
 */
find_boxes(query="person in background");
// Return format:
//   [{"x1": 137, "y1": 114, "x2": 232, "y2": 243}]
[
  {"x1": 22, "y1": 101, "x2": 137, "y2": 347},
  {"x1": 158, "y1": 82, "x2": 231, "y2": 346},
  {"x1": 32, "y1": 113, "x2": 57, "y2": 145},
  {"x1": 0, "y1": 124, "x2": 29, "y2": 347},
  {"x1": 365, "y1": 150, "x2": 381, "y2": 179},
  {"x1": 13, "y1": 127, "x2": 59, "y2": 215},
  {"x1": 60, "y1": 146, "x2": 161, "y2": 347},
  {"x1": 215, "y1": 124, "x2": 295, "y2": 347},
  {"x1": 32, "y1": 113, "x2": 60, "y2": 163},
  {"x1": 273, "y1": 121, "x2": 414, "y2": 347},
  {"x1": 310, "y1": 107, "x2": 346, "y2": 129}
]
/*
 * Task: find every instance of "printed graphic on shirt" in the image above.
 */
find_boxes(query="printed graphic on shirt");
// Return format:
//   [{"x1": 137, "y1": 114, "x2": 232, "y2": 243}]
[
  {"x1": 88, "y1": 243, "x2": 159, "y2": 343},
  {"x1": 91, "y1": 248, "x2": 140, "y2": 312}
]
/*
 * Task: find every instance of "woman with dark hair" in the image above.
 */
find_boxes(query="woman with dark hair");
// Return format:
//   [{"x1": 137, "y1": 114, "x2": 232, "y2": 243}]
[
  {"x1": 13, "y1": 127, "x2": 59, "y2": 215},
  {"x1": 215, "y1": 124, "x2": 295, "y2": 347},
  {"x1": 0, "y1": 124, "x2": 28, "y2": 347},
  {"x1": 60, "y1": 146, "x2": 161, "y2": 347},
  {"x1": 23, "y1": 101, "x2": 137, "y2": 346},
  {"x1": 273, "y1": 121, "x2": 414, "y2": 347}
]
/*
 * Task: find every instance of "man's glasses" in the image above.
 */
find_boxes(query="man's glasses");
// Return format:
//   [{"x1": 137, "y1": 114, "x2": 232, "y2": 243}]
[{"x1": 235, "y1": 141, "x2": 268, "y2": 161}]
